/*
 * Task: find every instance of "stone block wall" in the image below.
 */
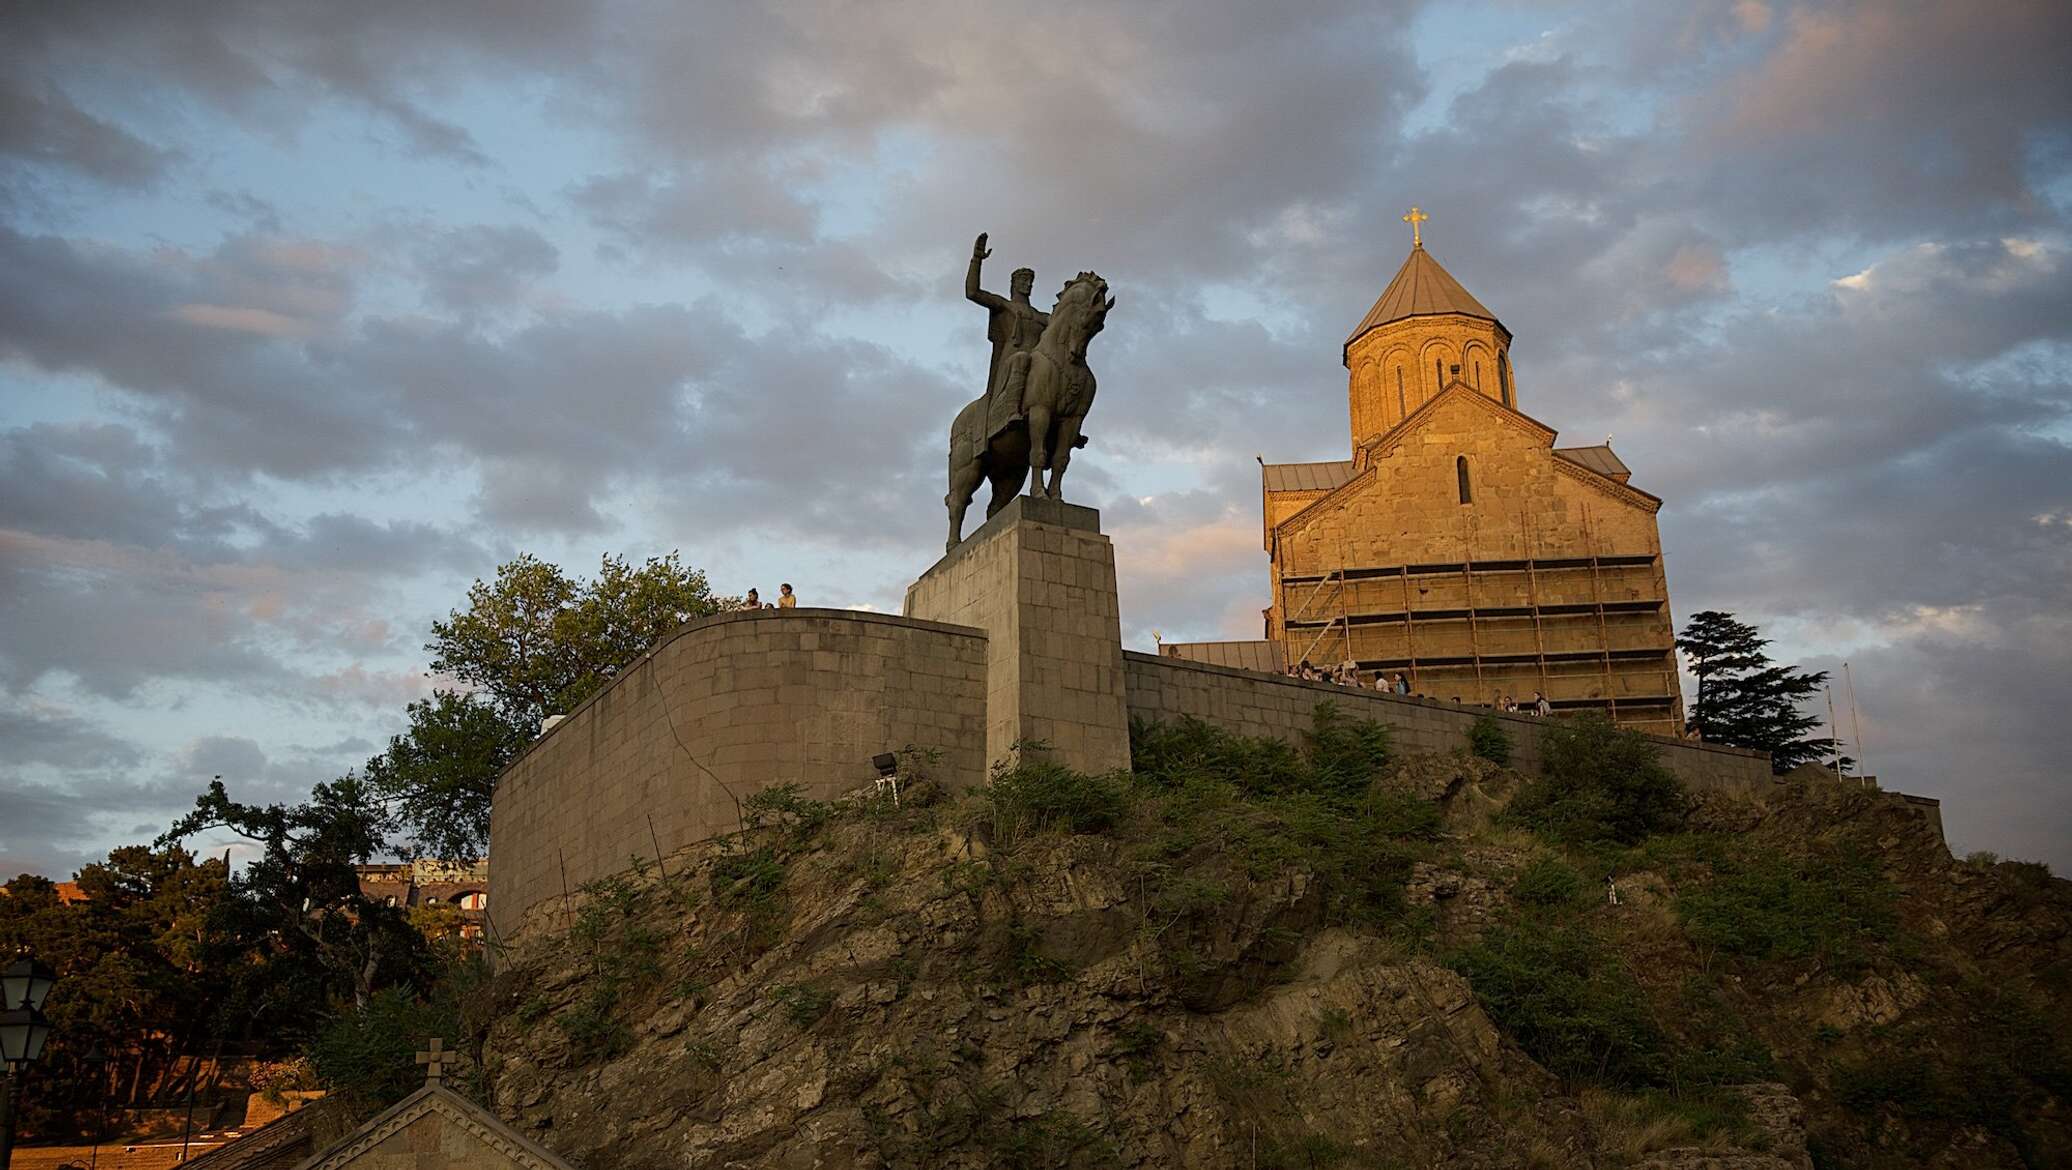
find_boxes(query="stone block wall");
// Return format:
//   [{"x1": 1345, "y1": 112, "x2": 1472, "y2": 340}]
[
  {"x1": 1123, "y1": 650, "x2": 1772, "y2": 798},
  {"x1": 904, "y1": 495, "x2": 1131, "y2": 775},
  {"x1": 487, "y1": 609, "x2": 986, "y2": 938}
]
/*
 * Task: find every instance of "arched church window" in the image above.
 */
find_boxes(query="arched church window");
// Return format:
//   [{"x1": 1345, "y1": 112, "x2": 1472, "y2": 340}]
[
  {"x1": 1435, "y1": 358, "x2": 1444, "y2": 390},
  {"x1": 1395, "y1": 367, "x2": 1406, "y2": 417},
  {"x1": 1456, "y1": 456, "x2": 1472, "y2": 504},
  {"x1": 1499, "y1": 353, "x2": 1513, "y2": 408},
  {"x1": 1473, "y1": 360, "x2": 1482, "y2": 388}
]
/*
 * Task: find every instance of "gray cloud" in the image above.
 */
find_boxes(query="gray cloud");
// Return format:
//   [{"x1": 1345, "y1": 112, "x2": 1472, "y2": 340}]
[
  {"x1": 411, "y1": 224, "x2": 560, "y2": 312},
  {"x1": 0, "y1": 79, "x2": 175, "y2": 187},
  {"x1": 0, "y1": 707, "x2": 143, "y2": 770}
]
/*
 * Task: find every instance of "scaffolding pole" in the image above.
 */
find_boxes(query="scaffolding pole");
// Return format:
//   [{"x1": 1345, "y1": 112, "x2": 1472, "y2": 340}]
[
  {"x1": 1523, "y1": 508, "x2": 1549, "y2": 699},
  {"x1": 1400, "y1": 565, "x2": 1418, "y2": 689},
  {"x1": 1583, "y1": 504, "x2": 1617, "y2": 722},
  {"x1": 1463, "y1": 523, "x2": 1485, "y2": 699},
  {"x1": 1339, "y1": 546, "x2": 1354, "y2": 666}
]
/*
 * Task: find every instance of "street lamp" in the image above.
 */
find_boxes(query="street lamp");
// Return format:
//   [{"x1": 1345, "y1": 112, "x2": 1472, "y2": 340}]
[
  {"x1": 82, "y1": 1045, "x2": 109, "y2": 1170},
  {"x1": 0, "y1": 962, "x2": 52, "y2": 1015},
  {"x1": 0, "y1": 956, "x2": 59, "y2": 1170}
]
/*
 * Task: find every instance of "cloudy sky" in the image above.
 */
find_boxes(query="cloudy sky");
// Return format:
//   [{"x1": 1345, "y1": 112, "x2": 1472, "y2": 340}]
[{"x1": 3, "y1": 0, "x2": 2068, "y2": 877}]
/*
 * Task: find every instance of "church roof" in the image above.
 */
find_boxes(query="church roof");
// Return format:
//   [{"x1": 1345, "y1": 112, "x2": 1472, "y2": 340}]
[
  {"x1": 1346, "y1": 246, "x2": 1504, "y2": 352},
  {"x1": 1553, "y1": 445, "x2": 1630, "y2": 481},
  {"x1": 294, "y1": 1083, "x2": 580, "y2": 1170},
  {"x1": 1261, "y1": 459, "x2": 1356, "y2": 493}
]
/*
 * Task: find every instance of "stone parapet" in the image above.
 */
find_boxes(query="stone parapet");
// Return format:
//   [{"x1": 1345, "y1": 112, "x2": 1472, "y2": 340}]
[
  {"x1": 1123, "y1": 650, "x2": 1773, "y2": 798},
  {"x1": 487, "y1": 608, "x2": 987, "y2": 938}
]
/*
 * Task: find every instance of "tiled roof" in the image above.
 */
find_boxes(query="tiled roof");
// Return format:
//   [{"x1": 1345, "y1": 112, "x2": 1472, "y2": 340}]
[
  {"x1": 1261, "y1": 459, "x2": 1356, "y2": 492},
  {"x1": 1347, "y1": 246, "x2": 1502, "y2": 348},
  {"x1": 1553, "y1": 445, "x2": 1631, "y2": 480},
  {"x1": 179, "y1": 1107, "x2": 321, "y2": 1170}
]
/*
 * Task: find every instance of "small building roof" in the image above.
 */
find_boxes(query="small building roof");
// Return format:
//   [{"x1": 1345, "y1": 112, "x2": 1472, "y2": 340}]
[
  {"x1": 293, "y1": 1083, "x2": 578, "y2": 1170},
  {"x1": 1261, "y1": 459, "x2": 1356, "y2": 493},
  {"x1": 1553, "y1": 445, "x2": 1631, "y2": 480},
  {"x1": 1159, "y1": 640, "x2": 1286, "y2": 674},
  {"x1": 1346, "y1": 246, "x2": 1505, "y2": 352}
]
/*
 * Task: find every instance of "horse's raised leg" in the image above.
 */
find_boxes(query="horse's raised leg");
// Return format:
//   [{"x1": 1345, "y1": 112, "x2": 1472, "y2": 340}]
[
  {"x1": 946, "y1": 452, "x2": 984, "y2": 551},
  {"x1": 1025, "y1": 403, "x2": 1054, "y2": 481},
  {"x1": 1044, "y1": 413, "x2": 1085, "y2": 499}
]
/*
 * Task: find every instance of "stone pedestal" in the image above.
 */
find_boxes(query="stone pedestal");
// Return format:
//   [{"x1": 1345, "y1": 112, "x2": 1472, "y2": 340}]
[{"x1": 904, "y1": 495, "x2": 1131, "y2": 776}]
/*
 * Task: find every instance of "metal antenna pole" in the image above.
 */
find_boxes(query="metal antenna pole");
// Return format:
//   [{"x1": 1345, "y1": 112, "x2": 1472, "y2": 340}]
[
  {"x1": 1825, "y1": 684, "x2": 1842, "y2": 778},
  {"x1": 1844, "y1": 662, "x2": 1868, "y2": 781}
]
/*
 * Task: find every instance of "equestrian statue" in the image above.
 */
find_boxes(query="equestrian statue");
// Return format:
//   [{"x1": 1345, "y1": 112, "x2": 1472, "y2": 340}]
[{"x1": 945, "y1": 232, "x2": 1115, "y2": 551}]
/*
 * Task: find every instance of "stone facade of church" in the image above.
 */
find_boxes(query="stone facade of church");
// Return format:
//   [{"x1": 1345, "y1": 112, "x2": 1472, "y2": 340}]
[{"x1": 1255, "y1": 238, "x2": 1685, "y2": 736}]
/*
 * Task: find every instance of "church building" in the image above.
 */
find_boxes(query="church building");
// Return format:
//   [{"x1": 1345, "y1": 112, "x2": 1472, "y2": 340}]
[{"x1": 1194, "y1": 212, "x2": 1685, "y2": 735}]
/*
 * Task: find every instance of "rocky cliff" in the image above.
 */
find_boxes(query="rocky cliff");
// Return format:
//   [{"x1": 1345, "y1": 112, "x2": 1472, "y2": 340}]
[{"x1": 475, "y1": 718, "x2": 2070, "y2": 1169}]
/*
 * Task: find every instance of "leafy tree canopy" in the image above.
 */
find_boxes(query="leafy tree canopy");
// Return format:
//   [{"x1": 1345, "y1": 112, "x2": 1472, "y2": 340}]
[
  {"x1": 1676, "y1": 610, "x2": 1835, "y2": 774},
  {"x1": 361, "y1": 690, "x2": 532, "y2": 863},
  {"x1": 364, "y1": 552, "x2": 726, "y2": 862},
  {"x1": 160, "y1": 776, "x2": 433, "y2": 1031},
  {"x1": 428, "y1": 552, "x2": 727, "y2": 723},
  {"x1": 0, "y1": 848, "x2": 233, "y2": 1138}
]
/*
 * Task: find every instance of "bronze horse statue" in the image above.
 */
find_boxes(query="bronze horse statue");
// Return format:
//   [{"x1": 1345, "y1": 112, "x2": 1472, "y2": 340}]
[{"x1": 944, "y1": 270, "x2": 1114, "y2": 551}]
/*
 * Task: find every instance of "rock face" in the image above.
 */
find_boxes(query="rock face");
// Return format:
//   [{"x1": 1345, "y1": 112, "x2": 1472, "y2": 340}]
[{"x1": 476, "y1": 756, "x2": 2071, "y2": 1170}]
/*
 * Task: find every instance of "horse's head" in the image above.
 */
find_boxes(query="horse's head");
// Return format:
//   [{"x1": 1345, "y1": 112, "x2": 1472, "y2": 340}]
[{"x1": 1048, "y1": 271, "x2": 1115, "y2": 358}]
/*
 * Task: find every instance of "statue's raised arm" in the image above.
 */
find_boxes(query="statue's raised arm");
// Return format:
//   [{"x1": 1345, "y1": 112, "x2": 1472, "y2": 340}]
[
  {"x1": 964, "y1": 231, "x2": 1048, "y2": 401},
  {"x1": 966, "y1": 232, "x2": 1004, "y2": 310}
]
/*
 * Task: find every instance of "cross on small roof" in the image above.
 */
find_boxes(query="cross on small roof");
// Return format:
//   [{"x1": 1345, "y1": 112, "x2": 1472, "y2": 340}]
[
  {"x1": 1402, "y1": 206, "x2": 1429, "y2": 249},
  {"x1": 415, "y1": 1037, "x2": 453, "y2": 1086}
]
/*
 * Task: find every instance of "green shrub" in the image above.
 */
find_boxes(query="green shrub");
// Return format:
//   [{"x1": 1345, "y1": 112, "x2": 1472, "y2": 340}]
[
  {"x1": 556, "y1": 982, "x2": 628, "y2": 1060},
  {"x1": 1676, "y1": 848, "x2": 1896, "y2": 967},
  {"x1": 742, "y1": 782, "x2": 833, "y2": 834},
  {"x1": 308, "y1": 986, "x2": 465, "y2": 1116},
  {"x1": 1511, "y1": 856, "x2": 1587, "y2": 908},
  {"x1": 710, "y1": 846, "x2": 786, "y2": 908},
  {"x1": 1448, "y1": 918, "x2": 1666, "y2": 1087},
  {"x1": 1507, "y1": 715, "x2": 1687, "y2": 845},
  {"x1": 768, "y1": 982, "x2": 834, "y2": 1029},
  {"x1": 1467, "y1": 714, "x2": 1513, "y2": 765},
  {"x1": 1130, "y1": 714, "x2": 1310, "y2": 797},
  {"x1": 976, "y1": 755, "x2": 1131, "y2": 849},
  {"x1": 1131, "y1": 703, "x2": 1393, "y2": 803},
  {"x1": 1833, "y1": 978, "x2": 2069, "y2": 1145},
  {"x1": 1303, "y1": 702, "x2": 1393, "y2": 799}
]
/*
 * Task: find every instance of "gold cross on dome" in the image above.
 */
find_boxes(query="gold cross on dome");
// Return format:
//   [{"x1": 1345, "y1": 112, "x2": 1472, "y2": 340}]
[
  {"x1": 415, "y1": 1037, "x2": 452, "y2": 1086},
  {"x1": 1402, "y1": 206, "x2": 1429, "y2": 248},
  {"x1": 1400, "y1": 206, "x2": 1433, "y2": 247}
]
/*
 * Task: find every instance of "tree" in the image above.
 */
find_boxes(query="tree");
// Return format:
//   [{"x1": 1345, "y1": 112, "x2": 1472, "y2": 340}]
[
  {"x1": 361, "y1": 691, "x2": 531, "y2": 864},
  {"x1": 365, "y1": 552, "x2": 727, "y2": 862},
  {"x1": 1676, "y1": 611, "x2": 1835, "y2": 774},
  {"x1": 160, "y1": 776, "x2": 434, "y2": 1034},
  {"x1": 427, "y1": 552, "x2": 727, "y2": 723},
  {"x1": 0, "y1": 848, "x2": 234, "y2": 1138}
]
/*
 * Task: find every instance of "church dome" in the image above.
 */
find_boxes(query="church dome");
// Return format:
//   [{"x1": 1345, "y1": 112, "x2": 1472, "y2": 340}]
[{"x1": 1345, "y1": 245, "x2": 1507, "y2": 356}]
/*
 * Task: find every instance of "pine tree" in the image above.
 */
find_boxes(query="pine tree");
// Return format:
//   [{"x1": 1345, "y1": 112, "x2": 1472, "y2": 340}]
[{"x1": 1676, "y1": 610, "x2": 1835, "y2": 773}]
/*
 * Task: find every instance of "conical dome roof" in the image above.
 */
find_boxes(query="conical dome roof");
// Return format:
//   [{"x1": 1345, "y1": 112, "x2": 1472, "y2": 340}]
[{"x1": 1346, "y1": 246, "x2": 1505, "y2": 350}]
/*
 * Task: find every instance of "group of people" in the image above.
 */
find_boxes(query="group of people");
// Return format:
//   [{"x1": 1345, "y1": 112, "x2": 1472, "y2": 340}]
[
  {"x1": 1285, "y1": 657, "x2": 1411, "y2": 694},
  {"x1": 1493, "y1": 691, "x2": 1555, "y2": 716},
  {"x1": 1284, "y1": 657, "x2": 1557, "y2": 716},
  {"x1": 741, "y1": 583, "x2": 798, "y2": 611}
]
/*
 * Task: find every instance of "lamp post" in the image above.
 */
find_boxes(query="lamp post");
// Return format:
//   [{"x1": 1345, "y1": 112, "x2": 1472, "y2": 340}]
[
  {"x1": 82, "y1": 1045, "x2": 108, "y2": 1170},
  {"x1": 0, "y1": 956, "x2": 59, "y2": 1170}
]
